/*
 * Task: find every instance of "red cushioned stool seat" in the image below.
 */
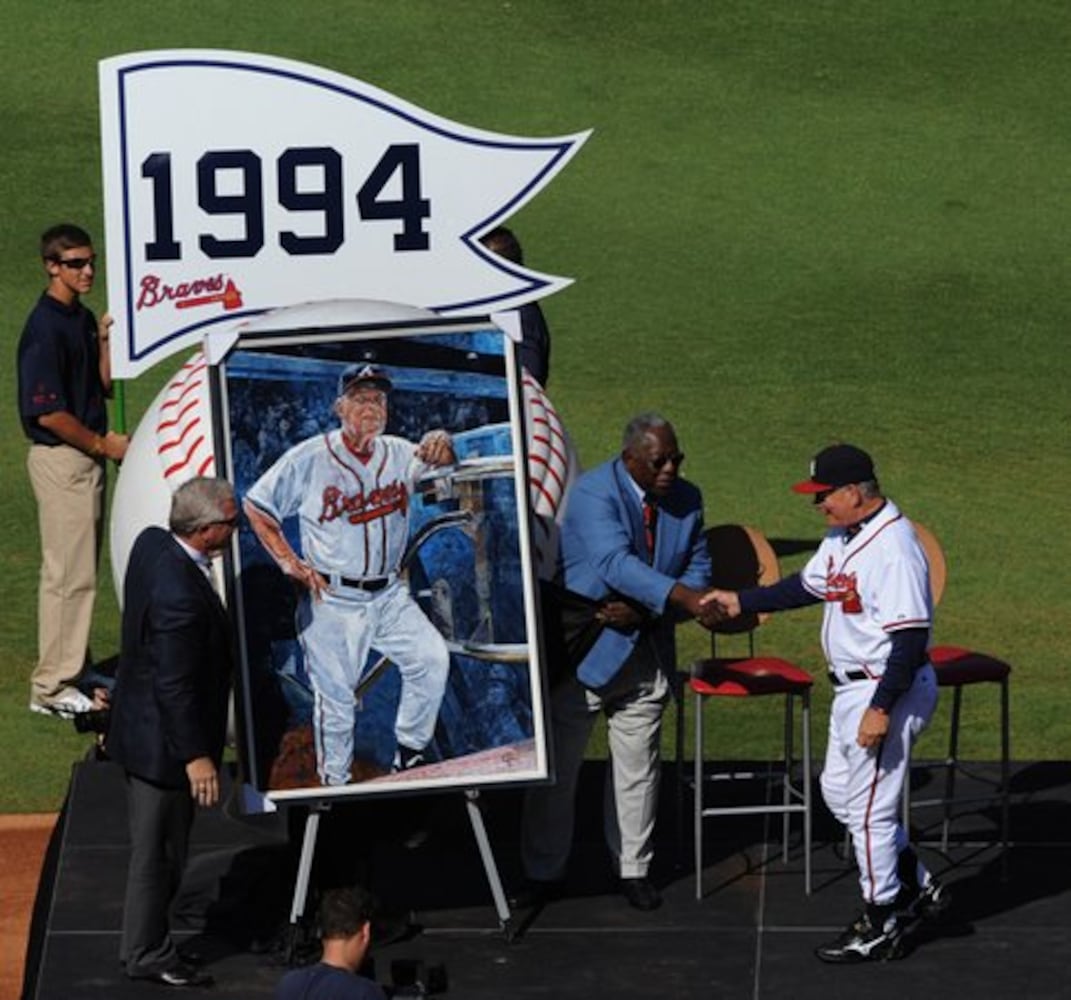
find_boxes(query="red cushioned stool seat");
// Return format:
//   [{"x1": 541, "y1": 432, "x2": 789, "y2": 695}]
[{"x1": 690, "y1": 657, "x2": 814, "y2": 698}]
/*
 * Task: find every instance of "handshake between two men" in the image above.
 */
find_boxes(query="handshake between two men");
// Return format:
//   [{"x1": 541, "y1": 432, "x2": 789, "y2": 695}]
[{"x1": 591, "y1": 586, "x2": 740, "y2": 633}]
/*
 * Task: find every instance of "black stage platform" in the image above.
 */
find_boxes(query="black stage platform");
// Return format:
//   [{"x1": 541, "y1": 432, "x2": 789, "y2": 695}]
[{"x1": 23, "y1": 755, "x2": 1071, "y2": 999}]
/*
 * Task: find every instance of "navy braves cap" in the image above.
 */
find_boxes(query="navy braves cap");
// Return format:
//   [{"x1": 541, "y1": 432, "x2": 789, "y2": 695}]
[
  {"x1": 791, "y1": 443, "x2": 876, "y2": 494},
  {"x1": 338, "y1": 363, "x2": 392, "y2": 396}
]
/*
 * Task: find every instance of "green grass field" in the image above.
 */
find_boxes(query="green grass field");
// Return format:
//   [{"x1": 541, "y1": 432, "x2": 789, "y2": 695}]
[{"x1": 2, "y1": 1, "x2": 1068, "y2": 813}]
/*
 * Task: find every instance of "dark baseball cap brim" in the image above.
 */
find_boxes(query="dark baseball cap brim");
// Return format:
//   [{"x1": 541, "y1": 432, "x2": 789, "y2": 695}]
[{"x1": 339, "y1": 367, "x2": 392, "y2": 395}]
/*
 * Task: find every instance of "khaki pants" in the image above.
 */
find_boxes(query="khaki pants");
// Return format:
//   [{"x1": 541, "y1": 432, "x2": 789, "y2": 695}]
[
  {"x1": 27, "y1": 444, "x2": 104, "y2": 704},
  {"x1": 521, "y1": 643, "x2": 670, "y2": 881}
]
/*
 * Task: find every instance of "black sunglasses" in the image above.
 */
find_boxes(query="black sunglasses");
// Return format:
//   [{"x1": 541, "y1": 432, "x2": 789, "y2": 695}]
[
  {"x1": 812, "y1": 484, "x2": 852, "y2": 504},
  {"x1": 53, "y1": 255, "x2": 96, "y2": 270},
  {"x1": 647, "y1": 451, "x2": 685, "y2": 471}
]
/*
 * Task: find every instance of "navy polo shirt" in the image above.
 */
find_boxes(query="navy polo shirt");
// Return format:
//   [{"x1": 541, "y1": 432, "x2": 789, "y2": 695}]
[{"x1": 17, "y1": 293, "x2": 107, "y2": 445}]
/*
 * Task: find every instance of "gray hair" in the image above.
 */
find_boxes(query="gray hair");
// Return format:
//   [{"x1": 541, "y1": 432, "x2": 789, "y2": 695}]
[
  {"x1": 857, "y1": 479, "x2": 882, "y2": 500},
  {"x1": 169, "y1": 477, "x2": 235, "y2": 536},
  {"x1": 622, "y1": 412, "x2": 672, "y2": 453}
]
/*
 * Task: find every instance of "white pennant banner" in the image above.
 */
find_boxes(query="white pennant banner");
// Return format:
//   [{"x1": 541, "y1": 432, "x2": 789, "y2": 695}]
[{"x1": 99, "y1": 49, "x2": 590, "y2": 378}]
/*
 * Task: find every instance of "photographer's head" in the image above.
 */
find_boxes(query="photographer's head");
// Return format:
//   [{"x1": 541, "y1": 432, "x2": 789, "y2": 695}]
[{"x1": 318, "y1": 885, "x2": 378, "y2": 974}]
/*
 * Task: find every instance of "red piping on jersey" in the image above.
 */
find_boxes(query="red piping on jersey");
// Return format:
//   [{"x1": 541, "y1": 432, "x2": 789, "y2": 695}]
[
  {"x1": 323, "y1": 432, "x2": 408, "y2": 577},
  {"x1": 372, "y1": 449, "x2": 391, "y2": 576},
  {"x1": 839, "y1": 513, "x2": 903, "y2": 572},
  {"x1": 819, "y1": 512, "x2": 907, "y2": 663},
  {"x1": 325, "y1": 432, "x2": 368, "y2": 481}
]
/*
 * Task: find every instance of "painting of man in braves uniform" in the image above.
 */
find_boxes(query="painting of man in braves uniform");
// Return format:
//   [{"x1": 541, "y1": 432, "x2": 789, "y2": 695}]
[{"x1": 244, "y1": 364, "x2": 456, "y2": 786}]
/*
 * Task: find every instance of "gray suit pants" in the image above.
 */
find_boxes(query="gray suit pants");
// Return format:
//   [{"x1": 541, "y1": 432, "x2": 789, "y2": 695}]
[{"x1": 120, "y1": 773, "x2": 194, "y2": 977}]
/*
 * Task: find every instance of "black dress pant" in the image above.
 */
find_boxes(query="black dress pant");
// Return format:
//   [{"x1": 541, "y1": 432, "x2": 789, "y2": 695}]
[{"x1": 120, "y1": 772, "x2": 194, "y2": 976}]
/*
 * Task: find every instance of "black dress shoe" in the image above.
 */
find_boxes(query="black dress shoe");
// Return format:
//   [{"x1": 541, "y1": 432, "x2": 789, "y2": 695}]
[
  {"x1": 176, "y1": 944, "x2": 207, "y2": 966},
  {"x1": 131, "y1": 962, "x2": 214, "y2": 988},
  {"x1": 508, "y1": 878, "x2": 564, "y2": 910},
  {"x1": 620, "y1": 876, "x2": 662, "y2": 911}
]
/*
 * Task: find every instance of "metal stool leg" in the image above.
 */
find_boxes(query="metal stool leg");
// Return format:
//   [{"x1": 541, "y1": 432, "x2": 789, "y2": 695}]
[
  {"x1": 694, "y1": 688, "x2": 704, "y2": 900},
  {"x1": 674, "y1": 677, "x2": 686, "y2": 867},
  {"x1": 941, "y1": 686, "x2": 964, "y2": 852},
  {"x1": 902, "y1": 740, "x2": 912, "y2": 836},
  {"x1": 1000, "y1": 676, "x2": 1011, "y2": 880},
  {"x1": 802, "y1": 689, "x2": 812, "y2": 895},
  {"x1": 782, "y1": 693, "x2": 793, "y2": 863}
]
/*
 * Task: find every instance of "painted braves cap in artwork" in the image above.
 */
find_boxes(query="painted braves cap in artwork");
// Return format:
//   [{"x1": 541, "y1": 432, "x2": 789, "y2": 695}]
[
  {"x1": 338, "y1": 363, "x2": 393, "y2": 396},
  {"x1": 791, "y1": 443, "x2": 876, "y2": 494}
]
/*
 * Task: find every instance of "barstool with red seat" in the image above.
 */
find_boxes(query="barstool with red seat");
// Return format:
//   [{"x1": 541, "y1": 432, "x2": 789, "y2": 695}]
[
  {"x1": 678, "y1": 524, "x2": 814, "y2": 898},
  {"x1": 906, "y1": 524, "x2": 1012, "y2": 874},
  {"x1": 919, "y1": 644, "x2": 1011, "y2": 864}
]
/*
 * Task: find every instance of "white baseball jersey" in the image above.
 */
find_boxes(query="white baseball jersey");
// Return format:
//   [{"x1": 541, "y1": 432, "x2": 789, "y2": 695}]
[
  {"x1": 246, "y1": 429, "x2": 433, "y2": 578},
  {"x1": 801, "y1": 498, "x2": 938, "y2": 906},
  {"x1": 800, "y1": 499, "x2": 932, "y2": 682}
]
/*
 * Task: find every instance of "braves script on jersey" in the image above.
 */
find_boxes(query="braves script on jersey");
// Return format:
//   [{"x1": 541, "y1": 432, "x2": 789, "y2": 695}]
[
  {"x1": 800, "y1": 499, "x2": 931, "y2": 681},
  {"x1": 247, "y1": 429, "x2": 431, "y2": 578}
]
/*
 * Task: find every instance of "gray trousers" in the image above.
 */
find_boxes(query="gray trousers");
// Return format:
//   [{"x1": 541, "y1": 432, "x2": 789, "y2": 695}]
[
  {"x1": 521, "y1": 643, "x2": 670, "y2": 881},
  {"x1": 120, "y1": 773, "x2": 194, "y2": 976}
]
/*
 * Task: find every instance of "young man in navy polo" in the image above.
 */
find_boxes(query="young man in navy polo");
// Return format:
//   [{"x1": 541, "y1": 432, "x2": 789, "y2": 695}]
[{"x1": 17, "y1": 223, "x2": 129, "y2": 718}]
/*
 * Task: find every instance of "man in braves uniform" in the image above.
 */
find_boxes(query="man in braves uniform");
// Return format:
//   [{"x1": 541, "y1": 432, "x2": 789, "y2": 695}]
[
  {"x1": 704, "y1": 444, "x2": 948, "y2": 962},
  {"x1": 244, "y1": 365, "x2": 454, "y2": 784}
]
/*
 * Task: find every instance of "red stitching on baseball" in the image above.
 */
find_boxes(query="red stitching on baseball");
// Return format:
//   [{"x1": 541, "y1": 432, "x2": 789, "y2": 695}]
[
  {"x1": 163, "y1": 435, "x2": 206, "y2": 478},
  {"x1": 158, "y1": 416, "x2": 202, "y2": 453},
  {"x1": 157, "y1": 398, "x2": 201, "y2": 433}
]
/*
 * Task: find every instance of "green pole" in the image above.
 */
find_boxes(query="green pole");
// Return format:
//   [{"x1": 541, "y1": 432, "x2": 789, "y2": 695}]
[{"x1": 114, "y1": 380, "x2": 127, "y2": 435}]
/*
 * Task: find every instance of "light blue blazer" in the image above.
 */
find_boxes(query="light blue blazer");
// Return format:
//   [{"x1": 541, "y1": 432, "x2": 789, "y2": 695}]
[{"x1": 558, "y1": 457, "x2": 711, "y2": 688}]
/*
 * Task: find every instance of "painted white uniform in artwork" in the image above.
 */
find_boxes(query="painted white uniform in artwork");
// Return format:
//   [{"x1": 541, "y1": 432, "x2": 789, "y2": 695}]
[
  {"x1": 246, "y1": 427, "x2": 449, "y2": 786},
  {"x1": 800, "y1": 499, "x2": 937, "y2": 905}
]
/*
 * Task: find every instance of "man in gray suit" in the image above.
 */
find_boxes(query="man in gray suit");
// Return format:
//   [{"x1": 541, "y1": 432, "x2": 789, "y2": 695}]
[{"x1": 107, "y1": 477, "x2": 237, "y2": 988}]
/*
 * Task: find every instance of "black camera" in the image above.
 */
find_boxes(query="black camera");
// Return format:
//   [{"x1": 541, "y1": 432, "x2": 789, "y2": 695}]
[{"x1": 73, "y1": 708, "x2": 111, "y2": 735}]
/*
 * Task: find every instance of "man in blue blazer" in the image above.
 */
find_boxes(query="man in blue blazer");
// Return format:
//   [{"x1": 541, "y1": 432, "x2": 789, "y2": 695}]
[
  {"x1": 108, "y1": 476, "x2": 237, "y2": 987},
  {"x1": 518, "y1": 413, "x2": 714, "y2": 911}
]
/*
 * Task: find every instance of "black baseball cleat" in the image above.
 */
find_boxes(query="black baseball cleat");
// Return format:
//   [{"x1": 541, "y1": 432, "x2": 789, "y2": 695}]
[
  {"x1": 392, "y1": 745, "x2": 426, "y2": 772},
  {"x1": 815, "y1": 912, "x2": 905, "y2": 963},
  {"x1": 897, "y1": 878, "x2": 951, "y2": 924}
]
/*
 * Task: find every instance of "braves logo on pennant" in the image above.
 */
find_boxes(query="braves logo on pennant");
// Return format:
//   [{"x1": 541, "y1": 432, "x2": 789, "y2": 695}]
[
  {"x1": 138, "y1": 272, "x2": 244, "y2": 314},
  {"x1": 99, "y1": 49, "x2": 591, "y2": 379}
]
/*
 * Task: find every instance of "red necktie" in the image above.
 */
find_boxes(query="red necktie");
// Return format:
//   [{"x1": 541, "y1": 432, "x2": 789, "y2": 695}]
[{"x1": 643, "y1": 499, "x2": 657, "y2": 559}]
